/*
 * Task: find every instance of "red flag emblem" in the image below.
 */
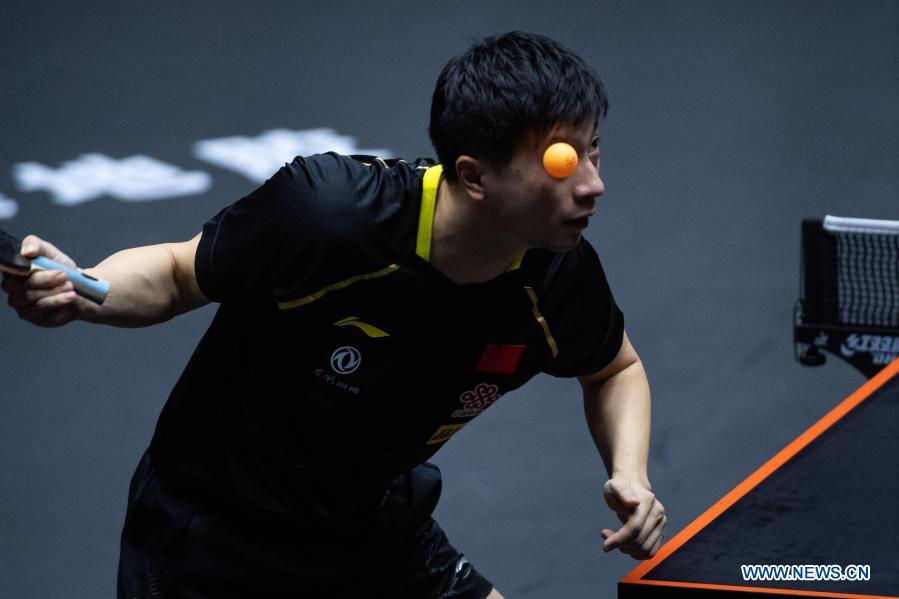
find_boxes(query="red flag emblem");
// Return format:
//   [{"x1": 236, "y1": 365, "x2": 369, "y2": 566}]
[{"x1": 476, "y1": 343, "x2": 525, "y2": 374}]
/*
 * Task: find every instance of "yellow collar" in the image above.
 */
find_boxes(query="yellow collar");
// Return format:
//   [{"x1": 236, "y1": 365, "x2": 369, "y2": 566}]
[{"x1": 416, "y1": 165, "x2": 524, "y2": 272}]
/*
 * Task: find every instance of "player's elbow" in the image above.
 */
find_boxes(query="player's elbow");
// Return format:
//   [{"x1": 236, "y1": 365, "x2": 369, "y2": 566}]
[{"x1": 162, "y1": 235, "x2": 210, "y2": 319}]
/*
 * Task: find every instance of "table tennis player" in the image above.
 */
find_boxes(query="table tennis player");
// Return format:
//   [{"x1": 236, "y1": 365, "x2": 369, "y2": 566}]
[{"x1": 1, "y1": 31, "x2": 665, "y2": 598}]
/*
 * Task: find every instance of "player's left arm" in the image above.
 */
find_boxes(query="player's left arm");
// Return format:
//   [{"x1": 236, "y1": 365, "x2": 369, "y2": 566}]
[{"x1": 578, "y1": 331, "x2": 666, "y2": 560}]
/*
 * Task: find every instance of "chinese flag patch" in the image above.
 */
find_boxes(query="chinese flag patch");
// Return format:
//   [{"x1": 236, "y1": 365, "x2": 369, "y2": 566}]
[{"x1": 476, "y1": 343, "x2": 526, "y2": 374}]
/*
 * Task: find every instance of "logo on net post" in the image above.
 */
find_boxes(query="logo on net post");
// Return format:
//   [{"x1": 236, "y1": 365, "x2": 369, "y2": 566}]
[
  {"x1": 840, "y1": 334, "x2": 899, "y2": 365},
  {"x1": 331, "y1": 346, "x2": 362, "y2": 374}
]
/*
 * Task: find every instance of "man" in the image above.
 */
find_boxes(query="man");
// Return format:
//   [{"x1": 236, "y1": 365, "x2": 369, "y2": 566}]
[{"x1": 3, "y1": 31, "x2": 665, "y2": 598}]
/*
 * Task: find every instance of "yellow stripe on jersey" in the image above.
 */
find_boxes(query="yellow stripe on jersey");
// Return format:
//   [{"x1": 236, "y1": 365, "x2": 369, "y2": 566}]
[
  {"x1": 334, "y1": 316, "x2": 390, "y2": 338},
  {"x1": 426, "y1": 423, "x2": 467, "y2": 445},
  {"x1": 417, "y1": 165, "x2": 443, "y2": 261},
  {"x1": 524, "y1": 286, "x2": 559, "y2": 358},
  {"x1": 277, "y1": 264, "x2": 401, "y2": 310},
  {"x1": 506, "y1": 252, "x2": 525, "y2": 272}
]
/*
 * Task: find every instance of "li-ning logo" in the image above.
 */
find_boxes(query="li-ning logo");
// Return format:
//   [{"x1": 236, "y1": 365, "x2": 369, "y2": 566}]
[
  {"x1": 331, "y1": 346, "x2": 362, "y2": 374},
  {"x1": 452, "y1": 383, "x2": 503, "y2": 418},
  {"x1": 334, "y1": 316, "x2": 390, "y2": 338}
]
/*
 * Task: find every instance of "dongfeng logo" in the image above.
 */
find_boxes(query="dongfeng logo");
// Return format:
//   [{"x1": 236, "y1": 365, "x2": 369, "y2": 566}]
[{"x1": 330, "y1": 346, "x2": 362, "y2": 374}]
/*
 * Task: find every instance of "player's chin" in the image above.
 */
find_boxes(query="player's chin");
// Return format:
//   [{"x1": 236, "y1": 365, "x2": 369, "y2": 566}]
[{"x1": 543, "y1": 233, "x2": 582, "y2": 253}]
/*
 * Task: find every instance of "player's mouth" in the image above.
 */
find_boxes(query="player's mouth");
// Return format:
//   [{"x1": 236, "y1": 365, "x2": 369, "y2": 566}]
[{"x1": 565, "y1": 216, "x2": 591, "y2": 230}]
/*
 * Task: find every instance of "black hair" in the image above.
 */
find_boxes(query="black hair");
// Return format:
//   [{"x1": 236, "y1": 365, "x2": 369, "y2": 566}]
[{"x1": 429, "y1": 31, "x2": 608, "y2": 182}]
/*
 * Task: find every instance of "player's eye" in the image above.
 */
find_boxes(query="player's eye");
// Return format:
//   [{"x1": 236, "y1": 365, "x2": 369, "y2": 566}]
[{"x1": 589, "y1": 137, "x2": 601, "y2": 162}]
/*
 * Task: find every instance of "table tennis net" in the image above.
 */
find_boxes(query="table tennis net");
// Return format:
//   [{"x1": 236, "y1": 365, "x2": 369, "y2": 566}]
[{"x1": 803, "y1": 216, "x2": 899, "y2": 328}]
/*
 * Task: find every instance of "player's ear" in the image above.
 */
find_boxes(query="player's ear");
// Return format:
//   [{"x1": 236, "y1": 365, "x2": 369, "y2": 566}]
[{"x1": 454, "y1": 155, "x2": 487, "y2": 202}]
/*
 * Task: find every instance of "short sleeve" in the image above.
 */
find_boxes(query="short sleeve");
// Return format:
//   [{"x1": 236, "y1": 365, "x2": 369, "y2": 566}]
[
  {"x1": 540, "y1": 240, "x2": 624, "y2": 378},
  {"x1": 195, "y1": 153, "x2": 367, "y2": 303}
]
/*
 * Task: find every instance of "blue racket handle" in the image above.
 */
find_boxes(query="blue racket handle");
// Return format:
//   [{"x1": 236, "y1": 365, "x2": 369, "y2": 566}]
[{"x1": 31, "y1": 256, "x2": 109, "y2": 305}]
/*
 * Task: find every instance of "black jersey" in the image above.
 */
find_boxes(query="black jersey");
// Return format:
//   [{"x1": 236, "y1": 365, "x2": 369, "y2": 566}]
[{"x1": 149, "y1": 153, "x2": 623, "y2": 525}]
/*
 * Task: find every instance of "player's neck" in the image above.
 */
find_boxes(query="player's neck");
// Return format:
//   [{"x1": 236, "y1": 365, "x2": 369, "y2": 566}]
[{"x1": 429, "y1": 180, "x2": 524, "y2": 285}]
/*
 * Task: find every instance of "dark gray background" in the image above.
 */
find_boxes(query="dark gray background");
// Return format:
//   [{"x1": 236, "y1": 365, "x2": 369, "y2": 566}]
[{"x1": 2, "y1": 1, "x2": 897, "y2": 597}]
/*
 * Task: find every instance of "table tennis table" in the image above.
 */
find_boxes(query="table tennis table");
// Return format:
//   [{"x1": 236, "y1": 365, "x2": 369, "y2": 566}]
[{"x1": 618, "y1": 356, "x2": 899, "y2": 599}]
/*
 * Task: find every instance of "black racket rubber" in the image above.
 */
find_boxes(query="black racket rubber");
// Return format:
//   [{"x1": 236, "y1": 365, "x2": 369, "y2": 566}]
[{"x1": 0, "y1": 227, "x2": 33, "y2": 275}]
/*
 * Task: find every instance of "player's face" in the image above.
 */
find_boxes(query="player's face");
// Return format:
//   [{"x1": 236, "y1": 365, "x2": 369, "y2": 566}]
[{"x1": 484, "y1": 121, "x2": 604, "y2": 252}]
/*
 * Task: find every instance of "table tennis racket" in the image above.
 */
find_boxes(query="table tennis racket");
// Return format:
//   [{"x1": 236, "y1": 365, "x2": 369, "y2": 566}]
[{"x1": 0, "y1": 227, "x2": 109, "y2": 304}]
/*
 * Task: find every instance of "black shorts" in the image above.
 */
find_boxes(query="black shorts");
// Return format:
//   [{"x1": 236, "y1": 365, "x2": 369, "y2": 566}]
[{"x1": 117, "y1": 451, "x2": 494, "y2": 598}]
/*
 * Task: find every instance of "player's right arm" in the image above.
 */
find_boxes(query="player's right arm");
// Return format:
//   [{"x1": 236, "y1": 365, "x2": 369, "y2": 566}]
[{"x1": 1, "y1": 233, "x2": 210, "y2": 328}]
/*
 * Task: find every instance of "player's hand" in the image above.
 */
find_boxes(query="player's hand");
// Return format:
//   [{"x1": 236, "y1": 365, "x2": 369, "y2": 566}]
[
  {"x1": 601, "y1": 477, "x2": 666, "y2": 560},
  {"x1": 1, "y1": 234, "x2": 85, "y2": 327}
]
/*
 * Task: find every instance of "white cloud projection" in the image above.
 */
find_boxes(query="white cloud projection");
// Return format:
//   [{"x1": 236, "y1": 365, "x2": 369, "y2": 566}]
[
  {"x1": 193, "y1": 128, "x2": 391, "y2": 183},
  {"x1": 0, "y1": 193, "x2": 18, "y2": 220},
  {"x1": 14, "y1": 154, "x2": 212, "y2": 206}
]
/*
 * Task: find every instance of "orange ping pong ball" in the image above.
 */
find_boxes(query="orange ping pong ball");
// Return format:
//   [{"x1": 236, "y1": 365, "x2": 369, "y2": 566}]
[{"x1": 543, "y1": 142, "x2": 578, "y2": 178}]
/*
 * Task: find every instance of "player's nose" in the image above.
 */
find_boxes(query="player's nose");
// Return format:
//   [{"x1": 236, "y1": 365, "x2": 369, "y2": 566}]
[{"x1": 574, "y1": 161, "x2": 604, "y2": 202}]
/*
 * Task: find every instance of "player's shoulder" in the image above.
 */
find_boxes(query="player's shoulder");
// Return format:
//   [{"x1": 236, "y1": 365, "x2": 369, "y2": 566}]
[
  {"x1": 279, "y1": 152, "x2": 434, "y2": 189},
  {"x1": 345, "y1": 154, "x2": 437, "y2": 173},
  {"x1": 271, "y1": 152, "x2": 436, "y2": 242}
]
